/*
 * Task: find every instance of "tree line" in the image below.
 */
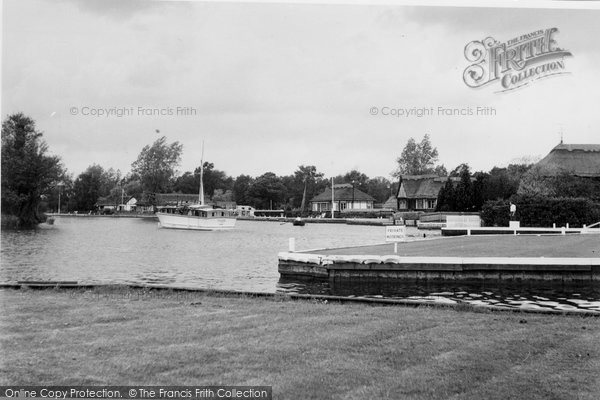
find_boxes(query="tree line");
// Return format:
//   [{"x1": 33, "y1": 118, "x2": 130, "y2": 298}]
[
  {"x1": 1, "y1": 113, "x2": 397, "y2": 227},
  {"x1": 3, "y1": 112, "x2": 597, "y2": 228}
]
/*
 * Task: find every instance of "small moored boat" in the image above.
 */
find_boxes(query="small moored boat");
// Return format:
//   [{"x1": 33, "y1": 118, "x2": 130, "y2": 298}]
[{"x1": 292, "y1": 217, "x2": 305, "y2": 226}]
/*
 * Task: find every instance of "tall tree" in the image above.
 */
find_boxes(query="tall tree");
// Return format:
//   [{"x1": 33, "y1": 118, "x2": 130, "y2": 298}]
[
  {"x1": 393, "y1": 134, "x2": 444, "y2": 177},
  {"x1": 232, "y1": 175, "x2": 254, "y2": 205},
  {"x1": 248, "y1": 172, "x2": 286, "y2": 209},
  {"x1": 454, "y1": 164, "x2": 474, "y2": 211},
  {"x1": 1, "y1": 113, "x2": 64, "y2": 227},
  {"x1": 173, "y1": 161, "x2": 232, "y2": 199},
  {"x1": 294, "y1": 165, "x2": 324, "y2": 212},
  {"x1": 365, "y1": 176, "x2": 393, "y2": 203},
  {"x1": 131, "y1": 136, "x2": 183, "y2": 202},
  {"x1": 72, "y1": 164, "x2": 116, "y2": 211},
  {"x1": 435, "y1": 178, "x2": 455, "y2": 211}
]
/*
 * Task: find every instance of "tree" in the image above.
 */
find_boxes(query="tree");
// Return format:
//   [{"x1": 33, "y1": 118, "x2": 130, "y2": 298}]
[
  {"x1": 393, "y1": 134, "x2": 444, "y2": 177},
  {"x1": 72, "y1": 164, "x2": 117, "y2": 211},
  {"x1": 454, "y1": 164, "x2": 474, "y2": 211},
  {"x1": 364, "y1": 176, "x2": 393, "y2": 204},
  {"x1": 248, "y1": 172, "x2": 286, "y2": 209},
  {"x1": 435, "y1": 178, "x2": 455, "y2": 211},
  {"x1": 1, "y1": 113, "x2": 64, "y2": 227},
  {"x1": 517, "y1": 164, "x2": 561, "y2": 197},
  {"x1": 131, "y1": 136, "x2": 183, "y2": 203},
  {"x1": 232, "y1": 175, "x2": 254, "y2": 205},
  {"x1": 294, "y1": 165, "x2": 324, "y2": 212},
  {"x1": 174, "y1": 161, "x2": 232, "y2": 200},
  {"x1": 482, "y1": 164, "x2": 530, "y2": 201},
  {"x1": 43, "y1": 172, "x2": 74, "y2": 213}
]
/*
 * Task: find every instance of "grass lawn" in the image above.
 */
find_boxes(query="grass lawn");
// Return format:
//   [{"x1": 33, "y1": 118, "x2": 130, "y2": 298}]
[
  {"x1": 307, "y1": 234, "x2": 600, "y2": 258},
  {"x1": 1, "y1": 287, "x2": 599, "y2": 400}
]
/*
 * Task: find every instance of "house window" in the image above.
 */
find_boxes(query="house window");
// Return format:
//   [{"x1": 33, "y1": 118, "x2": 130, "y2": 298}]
[{"x1": 427, "y1": 199, "x2": 436, "y2": 209}]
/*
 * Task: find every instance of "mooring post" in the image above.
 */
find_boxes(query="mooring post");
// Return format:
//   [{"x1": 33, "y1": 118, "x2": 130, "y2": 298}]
[
  {"x1": 566, "y1": 223, "x2": 569, "y2": 229},
  {"x1": 394, "y1": 242, "x2": 398, "y2": 253},
  {"x1": 553, "y1": 223, "x2": 556, "y2": 229},
  {"x1": 288, "y1": 237, "x2": 295, "y2": 252},
  {"x1": 561, "y1": 227, "x2": 566, "y2": 235}
]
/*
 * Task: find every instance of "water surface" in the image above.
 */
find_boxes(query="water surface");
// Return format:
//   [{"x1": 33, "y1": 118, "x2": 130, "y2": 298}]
[{"x1": 1, "y1": 217, "x2": 598, "y2": 313}]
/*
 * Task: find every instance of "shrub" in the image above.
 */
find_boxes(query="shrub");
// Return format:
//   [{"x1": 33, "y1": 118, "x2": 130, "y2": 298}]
[
  {"x1": 481, "y1": 196, "x2": 600, "y2": 227},
  {"x1": 481, "y1": 200, "x2": 510, "y2": 227}
]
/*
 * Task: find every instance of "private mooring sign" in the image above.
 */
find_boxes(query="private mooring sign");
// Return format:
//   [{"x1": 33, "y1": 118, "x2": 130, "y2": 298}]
[{"x1": 386, "y1": 226, "x2": 406, "y2": 242}]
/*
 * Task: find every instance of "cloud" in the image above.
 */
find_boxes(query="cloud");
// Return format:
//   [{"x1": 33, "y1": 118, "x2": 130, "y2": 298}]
[{"x1": 2, "y1": 1, "x2": 599, "y2": 179}]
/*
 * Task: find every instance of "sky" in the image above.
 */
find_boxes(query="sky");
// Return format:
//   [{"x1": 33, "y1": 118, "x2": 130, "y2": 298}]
[{"x1": 2, "y1": 0, "x2": 600, "y2": 180}]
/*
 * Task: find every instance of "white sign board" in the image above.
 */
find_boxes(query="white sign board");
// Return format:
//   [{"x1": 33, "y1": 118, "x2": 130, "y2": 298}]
[{"x1": 386, "y1": 226, "x2": 406, "y2": 242}]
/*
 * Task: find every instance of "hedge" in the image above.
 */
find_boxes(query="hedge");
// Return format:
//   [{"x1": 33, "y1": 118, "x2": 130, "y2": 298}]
[{"x1": 481, "y1": 195, "x2": 600, "y2": 228}]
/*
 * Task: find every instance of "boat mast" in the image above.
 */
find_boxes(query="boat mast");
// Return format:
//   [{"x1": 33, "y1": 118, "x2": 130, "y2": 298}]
[
  {"x1": 199, "y1": 141, "x2": 205, "y2": 206},
  {"x1": 331, "y1": 177, "x2": 334, "y2": 220}
]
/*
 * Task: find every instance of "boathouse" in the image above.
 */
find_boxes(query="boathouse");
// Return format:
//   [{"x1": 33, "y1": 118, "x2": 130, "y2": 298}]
[
  {"x1": 310, "y1": 184, "x2": 375, "y2": 212},
  {"x1": 537, "y1": 143, "x2": 600, "y2": 178}
]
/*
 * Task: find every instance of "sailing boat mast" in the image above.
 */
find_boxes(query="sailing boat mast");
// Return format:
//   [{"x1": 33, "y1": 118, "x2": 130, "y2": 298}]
[{"x1": 199, "y1": 141, "x2": 205, "y2": 206}]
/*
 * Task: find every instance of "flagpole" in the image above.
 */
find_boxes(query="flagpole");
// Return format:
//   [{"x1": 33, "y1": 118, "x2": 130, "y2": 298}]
[{"x1": 199, "y1": 141, "x2": 205, "y2": 206}]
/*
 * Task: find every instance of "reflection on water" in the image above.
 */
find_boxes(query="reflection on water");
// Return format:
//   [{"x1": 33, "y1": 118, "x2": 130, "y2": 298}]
[
  {"x1": 1, "y1": 217, "x2": 599, "y2": 312},
  {"x1": 278, "y1": 278, "x2": 600, "y2": 313}
]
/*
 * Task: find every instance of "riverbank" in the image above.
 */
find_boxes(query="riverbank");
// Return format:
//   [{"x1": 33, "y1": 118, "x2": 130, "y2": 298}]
[{"x1": 1, "y1": 287, "x2": 599, "y2": 399}]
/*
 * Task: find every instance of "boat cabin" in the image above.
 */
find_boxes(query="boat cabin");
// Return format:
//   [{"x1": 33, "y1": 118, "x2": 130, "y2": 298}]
[{"x1": 157, "y1": 206, "x2": 230, "y2": 218}]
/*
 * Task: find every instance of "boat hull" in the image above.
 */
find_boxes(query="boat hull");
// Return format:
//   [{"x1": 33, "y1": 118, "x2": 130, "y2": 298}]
[{"x1": 156, "y1": 213, "x2": 236, "y2": 231}]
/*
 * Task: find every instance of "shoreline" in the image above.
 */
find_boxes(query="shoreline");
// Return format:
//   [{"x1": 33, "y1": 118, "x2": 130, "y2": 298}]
[{"x1": 1, "y1": 283, "x2": 599, "y2": 316}]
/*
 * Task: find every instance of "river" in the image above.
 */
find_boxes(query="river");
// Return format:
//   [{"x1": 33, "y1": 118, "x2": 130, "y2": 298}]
[{"x1": 1, "y1": 216, "x2": 598, "y2": 313}]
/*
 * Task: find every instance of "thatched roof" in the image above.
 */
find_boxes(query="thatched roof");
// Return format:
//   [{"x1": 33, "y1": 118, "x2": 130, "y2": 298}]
[
  {"x1": 310, "y1": 184, "x2": 375, "y2": 203},
  {"x1": 537, "y1": 143, "x2": 600, "y2": 177},
  {"x1": 398, "y1": 175, "x2": 461, "y2": 199}
]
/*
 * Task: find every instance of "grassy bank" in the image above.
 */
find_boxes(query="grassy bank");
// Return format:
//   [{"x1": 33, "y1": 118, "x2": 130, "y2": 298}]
[
  {"x1": 308, "y1": 234, "x2": 600, "y2": 258},
  {"x1": 1, "y1": 287, "x2": 599, "y2": 399}
]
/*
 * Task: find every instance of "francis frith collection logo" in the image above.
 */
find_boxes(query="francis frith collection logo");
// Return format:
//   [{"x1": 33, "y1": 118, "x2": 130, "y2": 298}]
[{"x1": 463, "y1": 28, "x2": 572, "y2": 92}]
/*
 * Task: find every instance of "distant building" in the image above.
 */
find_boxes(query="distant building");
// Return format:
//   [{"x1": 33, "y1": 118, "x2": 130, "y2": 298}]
[
  {"x1": 235, "y1": 205, "x2": 255, "y2": 216},
  {"x1": 382, "y1": 195, "x2": 398, "y2": 211},
  {"x1": 396, "y1": 175, "x2": 463, "y2": 212},
  {"x1": 95, "y1": 196, "x2": 117, "y2": 212},
  {"x1": 310, "y1": 184, "x2": 375, "y2": 213},
  {"x1": 537, "y1": 143, "x2": 600, "y2": 179},
  {"x1": 117, "y1": 197, "x2": 137, "y2": 212}
]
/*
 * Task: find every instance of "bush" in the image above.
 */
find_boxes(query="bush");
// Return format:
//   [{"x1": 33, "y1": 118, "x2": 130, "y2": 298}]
[
  {"x1": 481, "y1": 196, "x2": 600, "y2": 227},
  {"x1": 394, "y1": 211, "x2": 421, "y2": 221},
  {"x1": 481, "y1": 200, "x2": 510, "y2": 227}
]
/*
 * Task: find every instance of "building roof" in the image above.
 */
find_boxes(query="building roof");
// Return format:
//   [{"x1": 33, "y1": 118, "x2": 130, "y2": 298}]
[
  {"x1": 310, "y1": 185, "x2": 375, "y2": 203},
  {"x1": 95, "y1": 196, "x2": 117, "y2": 206},
  {"x1": 398, "y1": 175, "x2": 460, "y2": 199},
  {"x1": 382, "y1": 195, "x2": 398, "y2": 210},
  {"x1": 537, "y1": 143, "x2": 600, "y2": 177}
]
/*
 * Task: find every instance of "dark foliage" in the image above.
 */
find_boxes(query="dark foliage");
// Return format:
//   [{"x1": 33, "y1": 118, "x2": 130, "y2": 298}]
[
  {"x1": 481, "y1": 195, "x2": 600, "y2": 228},
  {"x1": 1, "y1": 113, "x2": 63, "y2": 227}
]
